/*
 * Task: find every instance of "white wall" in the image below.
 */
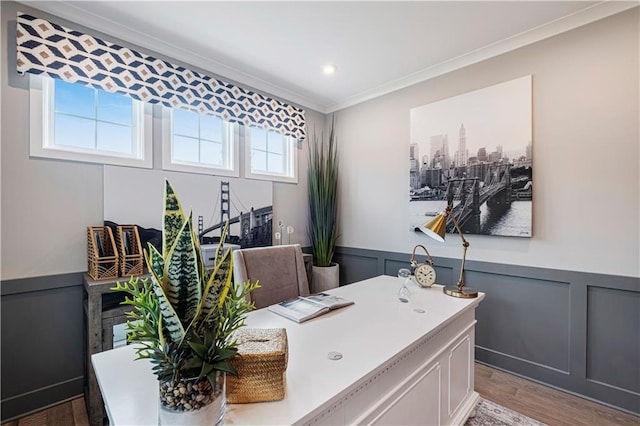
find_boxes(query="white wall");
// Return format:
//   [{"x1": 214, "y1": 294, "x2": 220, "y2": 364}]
[
  {"x1": 0, "y1": 1, "x2": 320, "y2": 280},
  {"x1": 334, "y1": 8, "x2": 639, "y2": 278},
  {"x1": 3, "y1": 3, "x2": 637, "y2": 280}
]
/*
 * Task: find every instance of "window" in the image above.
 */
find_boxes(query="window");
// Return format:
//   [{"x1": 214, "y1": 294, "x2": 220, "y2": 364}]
[
  {"x1": 30, "y1": 76, "x2": 152, "y2": 167},
  {"x1": 245, "y1": 127, "x2": 298, "y2": 183},
  {"x1": 162, "y1": 108, "x2": 239, "y2": 177}
]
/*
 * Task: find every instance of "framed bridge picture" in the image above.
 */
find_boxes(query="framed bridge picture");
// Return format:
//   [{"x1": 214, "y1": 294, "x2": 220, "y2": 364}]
[
  {"x1": 104, "y1": 166, "x2": 273, "y2": 248},
  {"x1": 409, "y1": 75, "x2": 532, "y2": 237}
]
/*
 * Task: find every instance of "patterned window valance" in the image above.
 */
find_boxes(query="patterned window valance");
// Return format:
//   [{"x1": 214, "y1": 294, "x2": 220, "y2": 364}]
[{"x1": 16, "y1": 12, "x2": 306, "y2": 140}]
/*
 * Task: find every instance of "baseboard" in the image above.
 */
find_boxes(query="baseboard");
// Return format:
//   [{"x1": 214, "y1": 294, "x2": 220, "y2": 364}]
[{"x1": 1, "y1": 376, "x2": 84, "y2": 422}]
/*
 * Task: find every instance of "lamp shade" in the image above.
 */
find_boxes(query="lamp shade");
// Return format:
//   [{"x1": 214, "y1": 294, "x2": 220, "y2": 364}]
[{"x1": 421, "y1": 214, "x2": 446, "y2": 242}]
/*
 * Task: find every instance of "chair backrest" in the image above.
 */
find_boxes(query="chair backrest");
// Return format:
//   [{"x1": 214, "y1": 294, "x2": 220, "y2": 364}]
[{"x1": 233, "y1": 244, "x2": 310, "y2": 309}]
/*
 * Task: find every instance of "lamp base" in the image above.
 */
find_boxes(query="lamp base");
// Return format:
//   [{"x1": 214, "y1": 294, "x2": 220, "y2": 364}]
[{"x1": 443, "y1": 285, "x2": 478, "y2": 299}]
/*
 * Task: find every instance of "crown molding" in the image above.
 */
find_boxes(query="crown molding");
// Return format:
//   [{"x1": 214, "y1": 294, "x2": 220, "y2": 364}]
[
  {"x1": 16, "y1": 0, "x2": 326, "y2": 113},
  {"x1": 17, "y1": 1, "x2": 639, "y2": 115},
  {"x1": 324, "y1": 1, "x2": 639, "y2": 113}
]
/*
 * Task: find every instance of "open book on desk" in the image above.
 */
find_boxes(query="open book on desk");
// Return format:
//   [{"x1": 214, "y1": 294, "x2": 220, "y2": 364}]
[{"x1": 268, "y1": 293, "x2": 354, "y2": 323}]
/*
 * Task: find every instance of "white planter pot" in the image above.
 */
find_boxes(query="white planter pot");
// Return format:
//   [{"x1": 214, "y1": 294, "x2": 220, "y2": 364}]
[{"x1": 311, "y1": 263, "x2": 340, "y2": 293}]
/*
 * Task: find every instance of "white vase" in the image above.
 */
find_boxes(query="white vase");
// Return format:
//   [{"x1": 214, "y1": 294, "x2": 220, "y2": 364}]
[
  {"x1": 158, "y1": 372, "x2": 225, "y2": 425},
  {"x1": 311, "y1": 263, "x2": 340, "y2": 293}
]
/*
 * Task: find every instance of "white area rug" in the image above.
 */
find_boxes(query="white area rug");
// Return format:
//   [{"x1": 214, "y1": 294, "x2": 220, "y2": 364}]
[{"x1": 465, "y1": 398, "x2": 547, "y2": 426}]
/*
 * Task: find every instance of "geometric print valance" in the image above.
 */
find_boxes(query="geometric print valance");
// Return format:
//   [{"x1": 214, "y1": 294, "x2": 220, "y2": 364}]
[{"x1": 16, "y1": 12, "x2": 306, "y2": 140}]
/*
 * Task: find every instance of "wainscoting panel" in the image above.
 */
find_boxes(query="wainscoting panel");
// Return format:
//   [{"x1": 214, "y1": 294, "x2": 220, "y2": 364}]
[
  {"x1": 1, "y1": 273, "x2": 85, "y2": 421},
  {"x1": 333, "y1": 250, "x2": 379, "y2": 285},
  {"x1": 586, "y1": 286, "x2": 640, "y2": 394},
  {"x1": 332, "y1": 246, "x2": 640, "y2": 415},
  {"x1": 1, "y1": 250, "x2": 638, "y2": 421},
  {"x1": 471, "y1": 271, "x2": 570, "y2": 372}
]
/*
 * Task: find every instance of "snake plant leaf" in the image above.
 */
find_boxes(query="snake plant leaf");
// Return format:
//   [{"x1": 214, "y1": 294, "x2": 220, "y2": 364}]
[
  {"x1": 164, "y1": 214, "x2": 201, "y2": 326},
  {"x1": 193, "y1": 247, "x2": 232, "y2": 329},
  {"x1": 146, "y1": 264, "x2": 184, "y2": 345},
  {"x1": 192, "y1": 230, "x2": 210, "y2": 289},
  {"x1": 162, "y1": 179, "x2": 186, "y2": 259},
  {"x1": 146, "y1": 243, "x2": 165, "y2": 288}
]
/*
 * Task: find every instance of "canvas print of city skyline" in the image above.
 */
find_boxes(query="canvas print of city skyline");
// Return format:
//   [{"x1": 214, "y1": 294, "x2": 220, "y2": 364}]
[{"x1": 409, "y1": 75, "x2": 533, "y2": 238}]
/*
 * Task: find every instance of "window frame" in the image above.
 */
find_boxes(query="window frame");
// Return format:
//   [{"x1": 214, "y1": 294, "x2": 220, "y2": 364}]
[
  {"x1": 244, "y1": 126, "x2": 298, "y2": 184},
  {"x1": 161, "y1": 107, "x2": 240, "y2": 177},
  {"x1": 29, "y1": 76, "x2": 153, "y2": 168}
]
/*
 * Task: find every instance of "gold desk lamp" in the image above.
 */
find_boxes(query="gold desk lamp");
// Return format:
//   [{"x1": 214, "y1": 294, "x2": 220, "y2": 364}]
[{"x1": 420, "y1": 204, "x2": 478, "y2": 298}]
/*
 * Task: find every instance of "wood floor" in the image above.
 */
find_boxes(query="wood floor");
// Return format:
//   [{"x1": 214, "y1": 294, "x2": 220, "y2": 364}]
[
  {"x1": 474, "y1": 363, "x2": 638, "y2": 426},
  {"x1": 3, "y1": 364, "x2": 638, "y2": 426}
]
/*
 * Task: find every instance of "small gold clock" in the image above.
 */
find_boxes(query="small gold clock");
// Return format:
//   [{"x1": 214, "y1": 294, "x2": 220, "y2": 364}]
[{"x1": 410, "y1": 244, "x2": 437, "y2": 288}]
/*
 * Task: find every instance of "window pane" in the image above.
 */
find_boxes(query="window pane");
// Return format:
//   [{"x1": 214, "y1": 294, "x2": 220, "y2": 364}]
[
  {"x1": 250, "y1": 127, "x2": 267, "y2": 151},
  {"x1": 173, "y1": 135, "x2": 199, "y2": 163},
  {"x1": 267, "y1": 153, "x2": 284, "y2": 174},
  {"x1": 201, "y1": 141, "x2": 222, "y2": 166},
  {"x1": 200, "y1": 115, "x2": 223, "y2": 142},
  {"x1": 97, "y1": 122, "x2": 133, "y2": 154},
  {"x1": 54, "y1": 114, "x2": 95, "y2": 149},
  {"x1": 251, "y1": 149, "x2": 267, "y2": 172},
  {"x1": 267, "y1": 132, "x2": 285, "y2": 155},
  {"x1": 55, "y1": 80, "x2": 95, "y2": 119},
  {"x1": 97, "y1": 91, "x2": 132, "y2": 125},
  {"x1": 173, "y1": 109, "x2": 199, "y2": 138}
]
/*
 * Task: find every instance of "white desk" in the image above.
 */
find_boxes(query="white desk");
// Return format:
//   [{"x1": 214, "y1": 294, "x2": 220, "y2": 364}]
[{"x1": 92, "y1": 275, "x2": 484, "y2": 425}]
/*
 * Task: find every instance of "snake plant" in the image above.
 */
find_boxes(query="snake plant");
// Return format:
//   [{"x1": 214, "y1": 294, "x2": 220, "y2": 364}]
[{"x1": 112, "y1": 180, "x2": 258, "y2": 388}]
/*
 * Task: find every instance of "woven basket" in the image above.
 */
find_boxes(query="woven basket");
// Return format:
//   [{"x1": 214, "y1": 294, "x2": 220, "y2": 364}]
[
  {"x1": 227, "y1": 328, "x2": 288, "y2": 404},
  {"x1": 87, "y1": 226, "x2": 118, "y2": 280},
  {"x1": 115, "y1": 225, "x2": 144, "y2": 277}
]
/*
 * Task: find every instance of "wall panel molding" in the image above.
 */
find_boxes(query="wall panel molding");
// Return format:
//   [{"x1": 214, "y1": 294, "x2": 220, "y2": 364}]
[
  {"x1": 0, "y1": 272, "x2": 84, "y2": 295},
  {"x1": 333, "y1": 246, "x2": 640, "y2": 415},
  {"x1": 1, "y1": 273, "x2": 85, "y2": 421},
  {"x1": 1, "y1": 250, "x2": 638, "y2": 421}
]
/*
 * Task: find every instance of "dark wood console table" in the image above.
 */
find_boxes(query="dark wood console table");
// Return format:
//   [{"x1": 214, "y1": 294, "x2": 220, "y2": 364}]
[{"x1": 83, "y1": 273, "x2": 147, "y2": 426}]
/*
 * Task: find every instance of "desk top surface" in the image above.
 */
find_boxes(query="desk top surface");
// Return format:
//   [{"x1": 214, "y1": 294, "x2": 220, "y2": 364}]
[{"x1": 92, "y1": 275, "x2": 484, "y2": 425}]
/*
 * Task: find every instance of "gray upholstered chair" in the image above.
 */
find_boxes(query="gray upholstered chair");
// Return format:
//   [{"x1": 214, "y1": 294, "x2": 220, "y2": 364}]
[{"x1": 232, "y1": 244, "x2": 310, "y2": 309}]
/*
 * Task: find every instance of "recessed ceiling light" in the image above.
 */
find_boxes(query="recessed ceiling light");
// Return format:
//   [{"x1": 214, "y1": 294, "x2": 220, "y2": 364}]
[{"x1": 323, "y1": 63, "x2": 337, "y2": 76}]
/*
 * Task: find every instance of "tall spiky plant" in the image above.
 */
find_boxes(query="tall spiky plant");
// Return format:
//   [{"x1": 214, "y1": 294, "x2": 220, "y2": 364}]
[
  {"x1": 112, "y1": 180, "x2": 258, "y2": 388},
  {"x1": 308, "y1": 118, "x2": 339, "y2": 267}
]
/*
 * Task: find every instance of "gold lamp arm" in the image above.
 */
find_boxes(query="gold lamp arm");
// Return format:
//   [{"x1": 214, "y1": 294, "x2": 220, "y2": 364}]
[
  {"x1": 440, "y1": 204, "x2": 476, "y2": 298},
  {"x1": 447, "y1": 210, "x2": 469, "y2": 290}
]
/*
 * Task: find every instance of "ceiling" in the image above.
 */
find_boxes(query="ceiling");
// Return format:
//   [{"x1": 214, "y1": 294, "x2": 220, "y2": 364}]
[{"x1": 20, "y1": 1, "x2": 637, "y2": 113}]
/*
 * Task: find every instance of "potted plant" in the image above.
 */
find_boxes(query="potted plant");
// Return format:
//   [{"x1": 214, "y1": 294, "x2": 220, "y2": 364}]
[
  {"x1": 112, "y1": 180, "x2": 258, "y2": 425},
  {"x1": 308, "y1": 118, "x2": 340, "y2": 292}
]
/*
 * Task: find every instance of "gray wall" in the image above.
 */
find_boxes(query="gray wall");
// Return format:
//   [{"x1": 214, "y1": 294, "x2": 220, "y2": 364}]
[
  {"x1": 1, "y1": 274, "x2": 85, "y2": 419},
  {"x1": 333, "y1": 246, "x2": 640, "y2": 415}
]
